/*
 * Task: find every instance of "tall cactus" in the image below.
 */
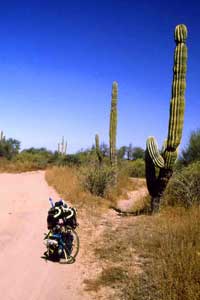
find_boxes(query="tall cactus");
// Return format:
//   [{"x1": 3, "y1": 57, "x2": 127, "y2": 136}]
[
  {"x1": 109, "y1": 81, "x2": 118, "y2": 183},
  {"x1": 95, "y1": 134, "x2": 103, "y2": 165},
  {"x1": 145, "y1": 24, "x2": 188, "y2": 212}
]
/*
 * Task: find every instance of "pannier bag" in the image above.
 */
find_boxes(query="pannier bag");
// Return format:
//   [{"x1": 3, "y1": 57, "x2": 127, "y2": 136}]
[{"x1": 47, "y1": 200, "x2": 78, "y2": 229}]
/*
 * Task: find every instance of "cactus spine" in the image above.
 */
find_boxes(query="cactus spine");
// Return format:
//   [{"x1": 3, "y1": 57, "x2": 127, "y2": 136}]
[
  {"x1": 109, "y1": 81, "x2": 118, "y2": 183},
  {"x1": 95, "y1": 134, "x2": 103, "y2": 165},
  {"x1": 145, "y1": 24, "x2": 188, "y2": 212}
]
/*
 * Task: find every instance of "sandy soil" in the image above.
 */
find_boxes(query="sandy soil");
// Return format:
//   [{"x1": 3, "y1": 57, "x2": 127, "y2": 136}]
[
  {"x1": 117, "y1": 178, "x2": 148, "y2": 212},
  {"x1": 0, "y1": 171, "x2": 90, "y2": 300}
]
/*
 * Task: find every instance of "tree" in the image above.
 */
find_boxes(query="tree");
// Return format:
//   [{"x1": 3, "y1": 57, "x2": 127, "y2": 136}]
[
  {"x1": 100, "y1": 143, "x2": 109, "y2": 157},
  {"x1": 180, "y1": 129, "x2": 200, "y2": 165},
  {"x1": 117, "y1": 146, "x2": 127, "y2": 160},
  {"x1": 0, "y1": 138, "x2": 20, "y2": 159},
  {"x1": 132, "y1": 147, "x2": 145, "y2": 160}
]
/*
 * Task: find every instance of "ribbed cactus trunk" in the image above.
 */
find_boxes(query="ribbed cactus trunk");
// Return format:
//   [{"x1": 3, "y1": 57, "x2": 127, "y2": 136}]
[
  {"x1": 109, "y1": 81, "x2": 118, "y2": 184},
  {"x1": 95, "y1": 134, "x2": 103, "y2": 166},
  {"x1": 145, "y1": 24, "x2": 188, "y2": 212}
]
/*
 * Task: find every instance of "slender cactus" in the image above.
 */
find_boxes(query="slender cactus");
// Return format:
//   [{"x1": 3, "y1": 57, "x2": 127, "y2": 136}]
[
  {"x1": 64, "y1": 141, "x2": 67, "y2": 155},
  {"x1": 145, "y1": 24, "x2": 188, "y2": 212},
  {"x1": 109, "y1": 81, "x2": 118, "y2": 183},
  {"x1": 58, "y1": 137, "x2": 67, "y2": 155},
  {"x1": 58, "y1": 143, "x2": 60, "y2": 153},
  {"x1": 61, "y1": 136, "x2": 64, "y2": 154},
  {"x1": 95, "y1": 134, "x2": 103, "y2": 165},
  {"x1": 0, "y1": 131, "x2": 4, "y2": 141}
]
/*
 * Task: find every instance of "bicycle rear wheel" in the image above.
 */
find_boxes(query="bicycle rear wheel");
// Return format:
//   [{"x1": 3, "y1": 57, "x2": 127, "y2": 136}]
[{"x1": 60, "y1": 226, "x2": 79, "y2": 264}]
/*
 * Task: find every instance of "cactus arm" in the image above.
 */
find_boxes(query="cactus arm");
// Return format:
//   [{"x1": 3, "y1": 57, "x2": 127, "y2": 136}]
[
  {"x1": 145, "y1": 148, "x2": 157, "y2": 197},
  {"x1": 146, "y1": 137, "x2": 165, "y2": 168}
]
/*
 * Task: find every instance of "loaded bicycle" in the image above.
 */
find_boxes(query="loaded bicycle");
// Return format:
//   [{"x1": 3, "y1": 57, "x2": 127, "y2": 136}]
[{"x1": 43, "y1": 198, "x2": 79, "y2": 264}]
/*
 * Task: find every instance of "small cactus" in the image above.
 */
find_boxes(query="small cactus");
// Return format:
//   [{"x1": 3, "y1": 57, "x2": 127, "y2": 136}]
[
  {"x1": 95, "y1": 134, "x2": 103, "y2": 165},
  {"x1": 145, "y1": 24, "x2": 188, "y2": 212}
]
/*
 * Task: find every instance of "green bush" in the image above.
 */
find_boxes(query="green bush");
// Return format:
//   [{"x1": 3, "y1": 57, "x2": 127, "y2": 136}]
[
  {"x1": 80, "y1": 164, "x2": 114, "y2": 197},
  {"x1": 121, "y1": 159, "x2": 145, "y2": 178},
  {"x1": 0, "y1": 138, "x2": 20, "y2": 159},
  {"x1": 164, "y1": 161, "x2": 200, "y2": 207}
]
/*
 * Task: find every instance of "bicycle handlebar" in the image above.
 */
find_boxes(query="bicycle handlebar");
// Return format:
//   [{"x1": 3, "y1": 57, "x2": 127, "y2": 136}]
[{"x1": 49, "y1": 197, "x2": 54, "y2": 208}]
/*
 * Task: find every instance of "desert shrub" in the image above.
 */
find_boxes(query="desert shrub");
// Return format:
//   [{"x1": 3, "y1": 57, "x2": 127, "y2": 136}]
[
  {"x1": 164, "y1": 161, "x2": 200, "y2": 207},
  {"x1": 14, "y1": 151, "x2": 49, "y2": 169},
  {"x1": 80, "y1": 164, "x2": 114, "y2": 197},
  {"x1": 130, "y1": 159, "x2": 145, "y2": 177},
  {"x1": 120, "y1": 159, "x2": 145, "y2": 178}
]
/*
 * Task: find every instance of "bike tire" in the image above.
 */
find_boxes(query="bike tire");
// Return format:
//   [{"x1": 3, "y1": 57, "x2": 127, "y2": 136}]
[{"x1": 64, "y1": 225, "x2": 80, "y2": 259}]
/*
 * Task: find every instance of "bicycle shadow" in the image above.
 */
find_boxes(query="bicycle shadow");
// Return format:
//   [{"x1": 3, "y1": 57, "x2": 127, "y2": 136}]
[{"x1": 41, "y1": 253, "x2": 76, "y2": 264}]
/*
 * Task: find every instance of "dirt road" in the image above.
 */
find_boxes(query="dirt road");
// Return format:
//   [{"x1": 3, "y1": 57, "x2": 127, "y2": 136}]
[{"x1": 0, "y1": 171, "x2": 90, "y2": 300}]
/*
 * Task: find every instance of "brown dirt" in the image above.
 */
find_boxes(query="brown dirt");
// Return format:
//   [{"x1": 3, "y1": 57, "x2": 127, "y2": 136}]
[
  {"x1": 0, "y1": 171, "x2": 91, "y2": 300},
  {"x1": 117, "y1": 178, "x2": 148, "y2": 212}
]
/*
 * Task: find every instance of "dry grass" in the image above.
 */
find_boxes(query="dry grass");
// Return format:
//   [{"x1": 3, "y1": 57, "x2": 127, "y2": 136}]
[
  {"x1": 45, "y1": 165, "x2": 139, "y2": 212},
  {"x1": 46, "y1": 165, "x2": 200, "y2": 300},
  {"x1": 45, "y1": 166, "x2": 112, "y2": 221},
  {"x1": 85, "y1": 206, "x2": 200, "y2": 300},
  {"x1": 0, "y1": 158, "x2": 45, "y2": 173},
  {"x1": 105, "y1": 173, "x2": 144, "y2": 209},
  {"x1": 128, "y1": 194, "x2": 150, "y2": 214}
]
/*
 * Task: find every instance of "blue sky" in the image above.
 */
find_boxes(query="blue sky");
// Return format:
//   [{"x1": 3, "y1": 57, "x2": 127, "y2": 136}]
[{"x1": 0, "y1": 0, "x2": 199, "y2": 153}]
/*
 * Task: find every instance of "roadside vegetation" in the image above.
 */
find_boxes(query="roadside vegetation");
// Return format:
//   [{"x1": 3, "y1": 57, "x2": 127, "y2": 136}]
[
  {"x1": 46, "y1": 129, "x2": 200, "y2": 300},
  {"x1": 84, "y1": 206, "x2": 200, "y2": 300},
  {"x1": 1, "y1": 127, "x2": 200, "y2": 300},
  {"x1": 82, "y1": 130, "x2": 200, "y2": 300}
]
